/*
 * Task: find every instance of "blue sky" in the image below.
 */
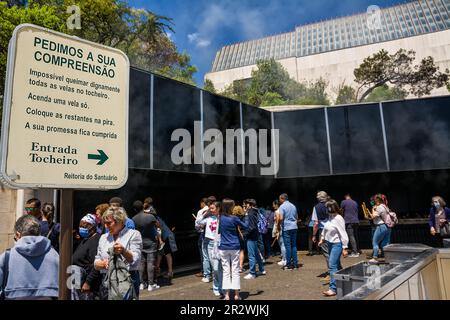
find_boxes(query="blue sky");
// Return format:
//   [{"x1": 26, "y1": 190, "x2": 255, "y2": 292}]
[{"x1": 129, "y1": 0, "x2": 407, "y2": 86}]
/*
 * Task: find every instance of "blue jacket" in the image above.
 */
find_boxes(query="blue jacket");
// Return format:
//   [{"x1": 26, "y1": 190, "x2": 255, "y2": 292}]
[
  {"x1": 242, "y1": 207, "x2": 259, "y2": 241},
  {"x1": 0, "y1": 236, "x2": 59, "y2": 299},
  {"x1": 219, "y1": 215, "x2": 249, "y2": 251},
  {"x1": 428, "y1": 207, "x2": 450, "y2": 229}
]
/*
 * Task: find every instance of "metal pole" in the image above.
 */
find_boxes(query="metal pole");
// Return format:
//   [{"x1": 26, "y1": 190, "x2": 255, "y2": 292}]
[{"x1": 58, "y1": 189, "x2": 73, "y2": 300}]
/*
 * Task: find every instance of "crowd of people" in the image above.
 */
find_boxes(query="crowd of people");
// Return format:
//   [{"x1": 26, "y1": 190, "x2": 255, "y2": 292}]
[{"x1": 0, "y1": 192, "x2": 449, "y2": 300}]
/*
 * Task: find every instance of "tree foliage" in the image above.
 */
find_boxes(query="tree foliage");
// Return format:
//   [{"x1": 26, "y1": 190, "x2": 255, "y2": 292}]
[
  {"x1": 0, "y1": 0, "x2": 197, "y2": 92},
  {"x1": 364, "y1": 84, "x2": 407, "y2": 103},
  {"x1": 335, "y1": 84, "x2": 356, "y2": 105},
  {"x1": 219, "y1": 58, "x2": 329, "y2": 107},
  {"x1": 0, "y1": 1, "x2": 66, "y2": 126},
  {"x1": 354, "y1": 49, "x2": 449, "y2": 102},
  {"x1": 203, "y1": 78, "x2": 216, "y2": 93}
]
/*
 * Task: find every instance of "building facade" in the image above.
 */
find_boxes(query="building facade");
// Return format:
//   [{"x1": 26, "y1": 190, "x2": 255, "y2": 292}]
[{"x1": 205, "y1": 0, "x2": 450, "y2": 100}]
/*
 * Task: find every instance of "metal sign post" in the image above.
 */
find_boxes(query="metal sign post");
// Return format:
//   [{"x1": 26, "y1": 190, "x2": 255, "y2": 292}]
[{"x1": 59, "y1": 189, "x2": 73, "y2": 300}]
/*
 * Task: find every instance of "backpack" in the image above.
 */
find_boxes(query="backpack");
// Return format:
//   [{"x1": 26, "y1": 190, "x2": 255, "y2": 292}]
[
  {"x1": 381, "y1": 205, "x2": 398, "y2": 228},
  {"x1": 103, "y1": 247, "x2": 136, "y2": 300},
  {"x1": 257, "y1": 209, "x2": 269, "y2": 234}
]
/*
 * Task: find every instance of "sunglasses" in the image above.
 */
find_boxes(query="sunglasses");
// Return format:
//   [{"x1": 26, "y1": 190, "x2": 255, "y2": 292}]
[{"x1": 24, "y1": 207, "x2": 37, "y2": 212}]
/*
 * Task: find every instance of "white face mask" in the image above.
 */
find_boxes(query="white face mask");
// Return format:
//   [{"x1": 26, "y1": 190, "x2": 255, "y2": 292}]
[{"x1": 433, "y1": 202, "x2": 441, "y2": 208}]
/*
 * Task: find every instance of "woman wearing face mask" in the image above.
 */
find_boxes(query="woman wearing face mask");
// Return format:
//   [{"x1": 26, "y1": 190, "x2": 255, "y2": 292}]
[
  {"x1": 428, "y1": 196, "x2": 450, "y2": 247},
  {"x1": 71, "y1": 214, "x2": 102, "y2": 299}
]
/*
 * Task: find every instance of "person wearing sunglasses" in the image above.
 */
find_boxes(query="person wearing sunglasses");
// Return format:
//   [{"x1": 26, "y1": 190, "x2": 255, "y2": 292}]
[{"x1": 24, "y1": 198, "x2": 49, "y2": 237}]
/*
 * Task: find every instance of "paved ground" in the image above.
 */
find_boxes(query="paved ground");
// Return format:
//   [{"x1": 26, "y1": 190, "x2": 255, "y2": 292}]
[{"x1": 140, "y1": 250, "x2": 369, "y2": 300}]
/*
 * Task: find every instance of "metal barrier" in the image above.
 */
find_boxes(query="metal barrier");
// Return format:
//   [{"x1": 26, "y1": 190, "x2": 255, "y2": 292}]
[
  {"x1": 172, "y1": 221, "x2": 434, "y2": 267},
  {"x1": 338, "y1": 244, "x2": 450, "y2": 300}
]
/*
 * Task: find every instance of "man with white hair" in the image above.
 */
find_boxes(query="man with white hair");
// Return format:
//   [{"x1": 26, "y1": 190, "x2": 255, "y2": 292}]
[
  {"x1": 312, "y1": 191, "x2": 332, "y2": 281},
  {"x1": 0, "y1": 215, "x2": 59, "y2": 299}
]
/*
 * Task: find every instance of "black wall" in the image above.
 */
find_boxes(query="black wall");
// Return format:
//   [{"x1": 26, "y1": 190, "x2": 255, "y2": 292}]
[{"x1": 73, "y1": 67, "x2": 450, "y2": 267}]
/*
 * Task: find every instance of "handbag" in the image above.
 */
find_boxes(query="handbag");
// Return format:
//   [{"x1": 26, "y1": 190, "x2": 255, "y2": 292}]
[{"x1": 440, "y1": 221, "x2": 450, "y2": 238}]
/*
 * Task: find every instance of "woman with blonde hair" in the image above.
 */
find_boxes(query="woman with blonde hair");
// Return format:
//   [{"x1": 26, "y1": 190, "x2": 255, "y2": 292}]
[
  {"x1": 428, "y1": 196, "x2": 450, "y2": 247},
  {"x1": 94, "y1": 207, "x2": 143, "y2": 299},
  {"x1": 219, "y1": 199, "x2": 249, "y2": 300}
]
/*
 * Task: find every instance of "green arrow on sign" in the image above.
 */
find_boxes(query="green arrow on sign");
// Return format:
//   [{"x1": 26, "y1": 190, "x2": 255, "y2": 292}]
[{"x1": 88, "y1": 150, "x2": 109, "y2": 165}]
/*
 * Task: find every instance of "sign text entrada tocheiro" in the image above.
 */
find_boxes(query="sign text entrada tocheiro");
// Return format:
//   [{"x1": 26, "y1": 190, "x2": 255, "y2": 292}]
[
  {"x1": 0, "y1": 24, "x2": 129, "y2": 189},
  {"x1": 33, "y1": 36, "x2": 117, "y2": 78}
]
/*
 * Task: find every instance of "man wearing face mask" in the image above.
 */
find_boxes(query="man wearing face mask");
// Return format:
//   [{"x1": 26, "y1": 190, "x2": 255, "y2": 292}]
[
  {"x1": 428, "y1": 196, "x2": 450, "y2": 247},
  {"x1": 71, "y1": 214, "x2": 101, "y2": 299}
]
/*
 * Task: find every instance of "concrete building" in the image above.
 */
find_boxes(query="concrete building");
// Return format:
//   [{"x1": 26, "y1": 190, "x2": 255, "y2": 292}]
[{"x1": 205, "y1": 0, "x2": 450, "y2": 101}]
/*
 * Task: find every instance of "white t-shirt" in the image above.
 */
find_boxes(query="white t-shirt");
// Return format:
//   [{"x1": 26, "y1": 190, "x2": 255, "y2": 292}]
[
  {"x1": 197, "y1": 215, "x2": 219, "y2": 240},
  {"x1": 195, "y1": 206, "x2": 209, "y2": 233},
  {"x1": 321, "y1": 214, "x2": 349, "y2": 248},
  {"x1": 373, "y1": 205, "x2": 389, "y2": 225}
]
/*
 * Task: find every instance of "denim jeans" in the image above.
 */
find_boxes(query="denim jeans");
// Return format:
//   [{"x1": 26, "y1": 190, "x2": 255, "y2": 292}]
[
  {"x1": 319, "y1": 228, "x2": 329, "y2": 266},
  {"x1": 207, "y1": 239, "x2": 223, "y2": 294},
  {"x1": 247, "y1": 239, "x2": 265, "y2": 276},
  {"x1": 345, "y1": 223, "x2": 360, "y2": 254},
  {"x1": 198, "y1": 233, "x2": 204, "y2": 272},
  {"x1": 264, "y1": 228, "x2": 273, "y2": 257},
  {"x1": 308, "y1": 227, "x2": 320, "y2": 253},
  {"x1": 278, "y1": 233, "x2": 286, "y2": 261},
  {"x1": 139, "y1": 251, "x2": 156, "y2": 286},
  {"x1": 130, "y1": 270, "x2": 140, "y2": 299},
  {"x1": 282, "y1": 229, "x2": 298, "y2": 267},
  {"x1": 372, "y1": 224, "x2": 389, "y2": 258},
  {"x1": 327, "y1": 241, "x2": 343, "y2": 293},
  {"x1": 257, "y1": 233, "x2": 265, "y2": 259},
  {"x1": 202, "y1": 238, "x2": 212, "y2": 278}
]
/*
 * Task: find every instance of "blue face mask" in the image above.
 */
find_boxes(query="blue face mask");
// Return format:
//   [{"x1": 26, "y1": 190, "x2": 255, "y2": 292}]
[
  {"x1": 434, "y1": 202, "x2": 441, "y2": 209},
  {"x1": 79, "y1": 227, "x2": 90, "y2": 238}
]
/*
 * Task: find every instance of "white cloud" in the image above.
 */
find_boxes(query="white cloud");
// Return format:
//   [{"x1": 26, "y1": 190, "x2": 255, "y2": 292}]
[
  {"x1": 188, "y1": 32, "x2": 211, "y2": 48},
  {"x1": 187, "y1": 33, "x2": 199, "y2": 42},
  {"x1": 197, "y1": 39, "x2": 211, "y2": 47}
]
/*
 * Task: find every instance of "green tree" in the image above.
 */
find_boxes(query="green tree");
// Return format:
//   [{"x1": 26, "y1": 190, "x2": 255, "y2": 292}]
[
  {"x1": 364, "y1": 84, "x2": 407, "y2": 103},
  {"x1": 13, "y1": 0, "x2": 197, "y2": 84},
  {"x1": 203, "y1": 78, "x2": 216, "y2": 93},
  {"x1": 303, "y1": 78, "x2": 330, "y2": 105},
  {"x1": 156, "y1": 51, "x2": 197, "y2": 85},
  {"x1": 0, "y1": 1, "x2": 66, "y2": 127},
  {"x1": 217, "y1": 59, "x2": 331, "y2": 107},
  {"x1": 260, "y1": 92, "x2": 284, "y2": 106},
  {"x1": 335, "y1": 84, "x2": 356, "y2": 105},
  {"x1": 249, "y1": 58, "x2": 290, "y2": 100},
  {"x1": 354, "y1": 49, "x2": 449, "y2": 102}
]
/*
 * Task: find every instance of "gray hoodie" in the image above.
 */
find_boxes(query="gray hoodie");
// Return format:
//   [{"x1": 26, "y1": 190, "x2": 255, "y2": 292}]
[{"x1": 0, "y1": 236, "x2": 59, "y2": 299}]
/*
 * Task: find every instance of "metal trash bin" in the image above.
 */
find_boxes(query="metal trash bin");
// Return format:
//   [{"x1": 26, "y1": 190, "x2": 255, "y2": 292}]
[
  {"x1": 383, "y1": 243, "x2": 431, "y2": 263},
  {"x1": 335, "y1": 262, "x2": 397, "y2": 299},
  {"x1": 443, "y1": 239, "x2": 450, "y2": 248}
]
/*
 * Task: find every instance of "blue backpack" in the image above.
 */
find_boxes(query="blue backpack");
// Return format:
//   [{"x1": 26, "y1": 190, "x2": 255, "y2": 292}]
[{"x1": 257, "y1": 208, "x2": 269, "y2": 234}]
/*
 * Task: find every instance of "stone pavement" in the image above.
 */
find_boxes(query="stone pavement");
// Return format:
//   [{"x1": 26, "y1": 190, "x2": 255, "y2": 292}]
[{"x1": 140, "y1": 250, "x2": 368, "y2": 300}]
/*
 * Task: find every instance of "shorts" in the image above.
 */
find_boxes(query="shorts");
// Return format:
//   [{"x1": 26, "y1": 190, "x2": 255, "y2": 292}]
[{"x1": 158, "y1": 240, "x2": 173, "y2": 256}]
